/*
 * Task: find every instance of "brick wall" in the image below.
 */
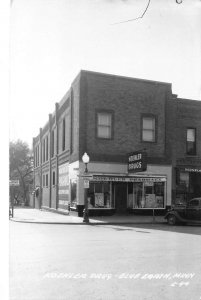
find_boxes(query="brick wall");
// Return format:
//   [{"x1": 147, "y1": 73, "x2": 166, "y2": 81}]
[
  {"x1": 80, "y1": 71, "x2": 172, "y2": 163},
  {"x1": 175, "y1": 99, "x2": 201, "y2": 159}
]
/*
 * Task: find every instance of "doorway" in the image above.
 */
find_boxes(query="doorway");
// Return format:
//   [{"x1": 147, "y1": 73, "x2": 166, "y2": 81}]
[
  {"x1": 114, "y1": 183, "x2": 127, "y2": 213},
  {"x1": 190, "y1": 173, "x2": 201, "y2": 198}
]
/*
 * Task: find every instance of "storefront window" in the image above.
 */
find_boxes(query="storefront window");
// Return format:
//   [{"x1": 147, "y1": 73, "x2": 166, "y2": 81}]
[
  {"x1": 175, "y1": 171, "x2": 189, "y2": 204},
  {"x1": 70, "y1": 179, "x2": 77, "y2": 209},
  {"x1": 88, "y1": 182, "x2": 113, "y2": 208},
  {"x1": 128, "y1": 182, "x2": 165, "y2": 209},
  {"x1": 176, "y1": 170, "x2": 201, "y2": 203}
]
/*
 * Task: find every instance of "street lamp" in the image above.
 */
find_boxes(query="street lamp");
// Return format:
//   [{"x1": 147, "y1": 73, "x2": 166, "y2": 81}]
[{"x1": 82, "y1": 152, "x2": 90, "y2": 223}]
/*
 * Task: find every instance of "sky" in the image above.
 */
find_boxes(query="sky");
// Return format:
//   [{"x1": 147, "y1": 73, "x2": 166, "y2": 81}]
[{"x1": 9, "y1": 0, "x2": 201, "y2": 148}]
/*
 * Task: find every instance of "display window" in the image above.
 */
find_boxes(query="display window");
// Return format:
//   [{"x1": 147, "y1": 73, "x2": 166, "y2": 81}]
[
  {"x1": 87, "y1": 176, "x2": 166, "y2": 210},
  {"x1": 176, "y1": 170, "x2": 201, "y2": 204},
  {"x1": 88, "y1": 182, "x2": 114, "y2": 208},
  {"x1": 70, "y1": 179, "x2": 77, "y2": 209},
  {"x1": 128, "y1": 182, "x2": 165, "y2": 209}
]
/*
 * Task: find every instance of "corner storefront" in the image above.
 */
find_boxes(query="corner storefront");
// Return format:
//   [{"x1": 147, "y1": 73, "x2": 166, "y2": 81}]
[{"x1": 73, "y1": 161, "x2": 172, "y2": 216}]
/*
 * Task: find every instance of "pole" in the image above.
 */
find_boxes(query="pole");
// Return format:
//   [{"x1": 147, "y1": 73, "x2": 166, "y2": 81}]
[
  {"x1": 152, "y1": 208, "x2": 155, "y2": 224},
  {"x1": 83, "y1": 164, "x2": 89, "y2": 223},
  {"x1": 83, "y1": 186, "x2": 89, "y2": 223}
]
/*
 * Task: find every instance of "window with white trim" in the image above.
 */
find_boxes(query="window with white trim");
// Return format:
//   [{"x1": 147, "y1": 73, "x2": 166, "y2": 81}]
[
  {"x1": 97, "y1": 112, "x2": 112, "y2": 139},
  {"x1": 142, "y1": 116, "x2": 156, "y2": 142}
]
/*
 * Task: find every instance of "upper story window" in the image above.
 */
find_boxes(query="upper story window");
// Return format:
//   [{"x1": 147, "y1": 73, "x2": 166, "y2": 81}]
[
  {"x1": 52, "y1": 171, "x2": 56, "y2": 186},
  {"x1": 37, "y1": 145, "x2": 40, "y2": 166},
  {"x1": 62, "y1": 118, "x2": 66, "y2": 151},
  {"x1": 35, "y1": 145, "x2": 40, "y2": 167},
  {"x1": 186, "y1": 128, "x2": 196, "y2": 155},
  {"x1": 43, "y1": 139, "x2": 45, "y2": 163},
  {"x1": 46, "y1": 136, "x2": 49, "y2": 161},
  {"x1": 142, "y1": 116, "x2": 156, "y2": 142},
  {"x1": 97, "y1": 111, "x2": 113, "y2": 139},
  {"x1": 51, "y1": 130, "x2": 54, "y2": 158}
]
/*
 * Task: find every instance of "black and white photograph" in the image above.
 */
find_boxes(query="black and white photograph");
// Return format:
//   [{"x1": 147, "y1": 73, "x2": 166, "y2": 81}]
[{"x1": 7, "y1": 0, "x2": 201, "y2": 299}]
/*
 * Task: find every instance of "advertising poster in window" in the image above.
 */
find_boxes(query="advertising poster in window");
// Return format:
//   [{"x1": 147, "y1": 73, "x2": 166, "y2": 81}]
[
  {"x1": 58, "y1": 162, "x2": 69, "y2": 210},
  {"x1": 145, "y1": 194, "x2": 156, "y2": 208},
  {"x1": 95, "y1": 193, "x2": 104, "y2": 207}
]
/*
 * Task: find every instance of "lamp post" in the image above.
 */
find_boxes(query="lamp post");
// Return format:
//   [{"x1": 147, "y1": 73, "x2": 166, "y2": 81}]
[{"x1": 82, "y1": 152, "x2": 90, "y2": 223}]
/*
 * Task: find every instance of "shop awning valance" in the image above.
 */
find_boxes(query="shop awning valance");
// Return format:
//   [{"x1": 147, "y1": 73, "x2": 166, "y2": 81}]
[{"x1": 92, "y1": 175, "x2": 166, "y2": 183}]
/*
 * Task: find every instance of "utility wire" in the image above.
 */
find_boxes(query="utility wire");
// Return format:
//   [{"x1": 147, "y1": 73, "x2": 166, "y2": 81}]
[
  {"x1": 111, "y1": 0, "x2": 182, "y2": 25},
  {"x1": 111, "y1": 0, "x2": 151, "y2": 25}
]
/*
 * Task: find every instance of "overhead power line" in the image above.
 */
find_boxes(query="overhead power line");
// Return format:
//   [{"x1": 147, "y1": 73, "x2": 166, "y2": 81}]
[{"x1": 111, "y1": 0, "x2": 183, "y2": 25}]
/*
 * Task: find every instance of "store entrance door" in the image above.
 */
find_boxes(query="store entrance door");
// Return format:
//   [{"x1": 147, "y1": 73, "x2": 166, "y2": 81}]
[
  {"x1": 190, "y1": 173, "x2": 201, "y2": 198},
  {"x1": 115, "y1": 183, "x2": 127, "y2": 213}
]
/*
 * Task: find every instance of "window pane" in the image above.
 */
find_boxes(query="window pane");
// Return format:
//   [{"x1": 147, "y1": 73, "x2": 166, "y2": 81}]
[
  {"x1": 46, "y1": 136, "x2": 48, "y2": 161},
  {"x1": 187, "y1": 129, "x2": 195, "y2": 142},
  {"x1": 51, "y1": 131, "x2": 54, "y2": 157},
  {"x1": 62, "y1": 119, "x2": 65, "y2": 151},
  {"x1": 98, "y1": 114, "x2": 111, "y2": 126},
  {"x1": 187, "y1": 142, "x2": 196, "y2": 155},
  {"x1": 98, "y1": 126, "x2": 111, "y2": 138},
  {"x1": 95, "y1": 183, "x2": 103, "y2": 193},
  {"x1": 143, "y1": 129, "x2": 154, "y2": 142},
  {"x1": 143, "y1": 117, "x2": 155, "y2": 130}
]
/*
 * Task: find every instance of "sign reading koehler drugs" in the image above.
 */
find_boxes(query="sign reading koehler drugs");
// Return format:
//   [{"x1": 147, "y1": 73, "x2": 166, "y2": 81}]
[{"x1": 128, "y1": 151, "x2": 147, "y2": 173}]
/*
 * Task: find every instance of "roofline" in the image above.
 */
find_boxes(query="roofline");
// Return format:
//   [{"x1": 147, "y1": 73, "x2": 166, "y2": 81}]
[
  {"x1": 176, "y1": 97, "x2": 201, "y2": 104},
  {"x1": 80, "y1": 69, "x2": 172, "y2": 87}
]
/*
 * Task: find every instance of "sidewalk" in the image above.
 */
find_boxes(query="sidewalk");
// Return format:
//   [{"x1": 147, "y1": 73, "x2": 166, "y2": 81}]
[{"x1": 9, "y1": 207, "x2": 166, "y2": 225}]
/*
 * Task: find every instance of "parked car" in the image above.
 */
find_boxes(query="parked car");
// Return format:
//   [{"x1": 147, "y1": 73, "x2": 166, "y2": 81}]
[{"x1": 165, "y1": 197, "x2": 201, "y2": 225}]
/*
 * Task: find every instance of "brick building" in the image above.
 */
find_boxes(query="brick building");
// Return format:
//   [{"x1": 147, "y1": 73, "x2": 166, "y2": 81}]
[
  {"x1": 172, "y1": 98, "x2": 201, "y2": 204},
  {"x1": 32, "y1": 70, "x2": 201, "y2": 216}
]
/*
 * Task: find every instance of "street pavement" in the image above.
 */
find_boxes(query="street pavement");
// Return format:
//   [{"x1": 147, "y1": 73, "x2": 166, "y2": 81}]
[
  {"x1": 9, "y1": 220, "x2": 201, "y2": 300},
  {"x1": 10, "y1": 207, "x2": 166, "y2": 224}
]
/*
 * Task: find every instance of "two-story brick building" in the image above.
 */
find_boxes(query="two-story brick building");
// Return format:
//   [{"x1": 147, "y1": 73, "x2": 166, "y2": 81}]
[
  {"x1": 32, "y1": 70, "x2": 201, "y2": 216},
  {"x1": 171, "y1": 98, "x2": 201, "y2": 204}
]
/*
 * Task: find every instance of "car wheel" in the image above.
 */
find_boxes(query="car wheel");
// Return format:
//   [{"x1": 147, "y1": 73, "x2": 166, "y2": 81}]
[{"x1": 167, "y1": 214, "x2": 177, "y2": 225}]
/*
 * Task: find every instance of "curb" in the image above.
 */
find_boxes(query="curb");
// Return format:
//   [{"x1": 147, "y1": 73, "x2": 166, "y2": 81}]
[{"x1": 9, "y1": 218, "x2": 166, "y2": 225}]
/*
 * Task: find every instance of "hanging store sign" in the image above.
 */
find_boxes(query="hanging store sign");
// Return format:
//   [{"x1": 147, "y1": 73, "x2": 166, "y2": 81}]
[{"x1": 128, "y1": 151, "x2": 147, "y2": 173}]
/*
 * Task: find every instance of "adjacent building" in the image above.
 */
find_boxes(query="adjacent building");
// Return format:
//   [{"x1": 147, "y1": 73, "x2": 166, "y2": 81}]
[
  {"x1": 172, "y1": 98, "x2": 201, "y2": 204},
  {"x1": 32, "y1": 70, "x2": 201, "y2": 216}
]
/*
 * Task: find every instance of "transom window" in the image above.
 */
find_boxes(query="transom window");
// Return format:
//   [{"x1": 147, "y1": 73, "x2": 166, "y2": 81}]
[
  {"x1": 186, "y1": 128, "x2": 196, "y2": 155},
  {"x1": 97, "y1": 112, "x2": 112, "y2": 139},
  {"x1": 142, "y1": 116, "x2": 156, "y2": 142}
]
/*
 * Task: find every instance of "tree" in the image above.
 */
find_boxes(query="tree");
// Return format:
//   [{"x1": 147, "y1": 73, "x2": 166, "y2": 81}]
[{"x1": 9, "y1": 140, "x2": 33, "y2": 205}]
